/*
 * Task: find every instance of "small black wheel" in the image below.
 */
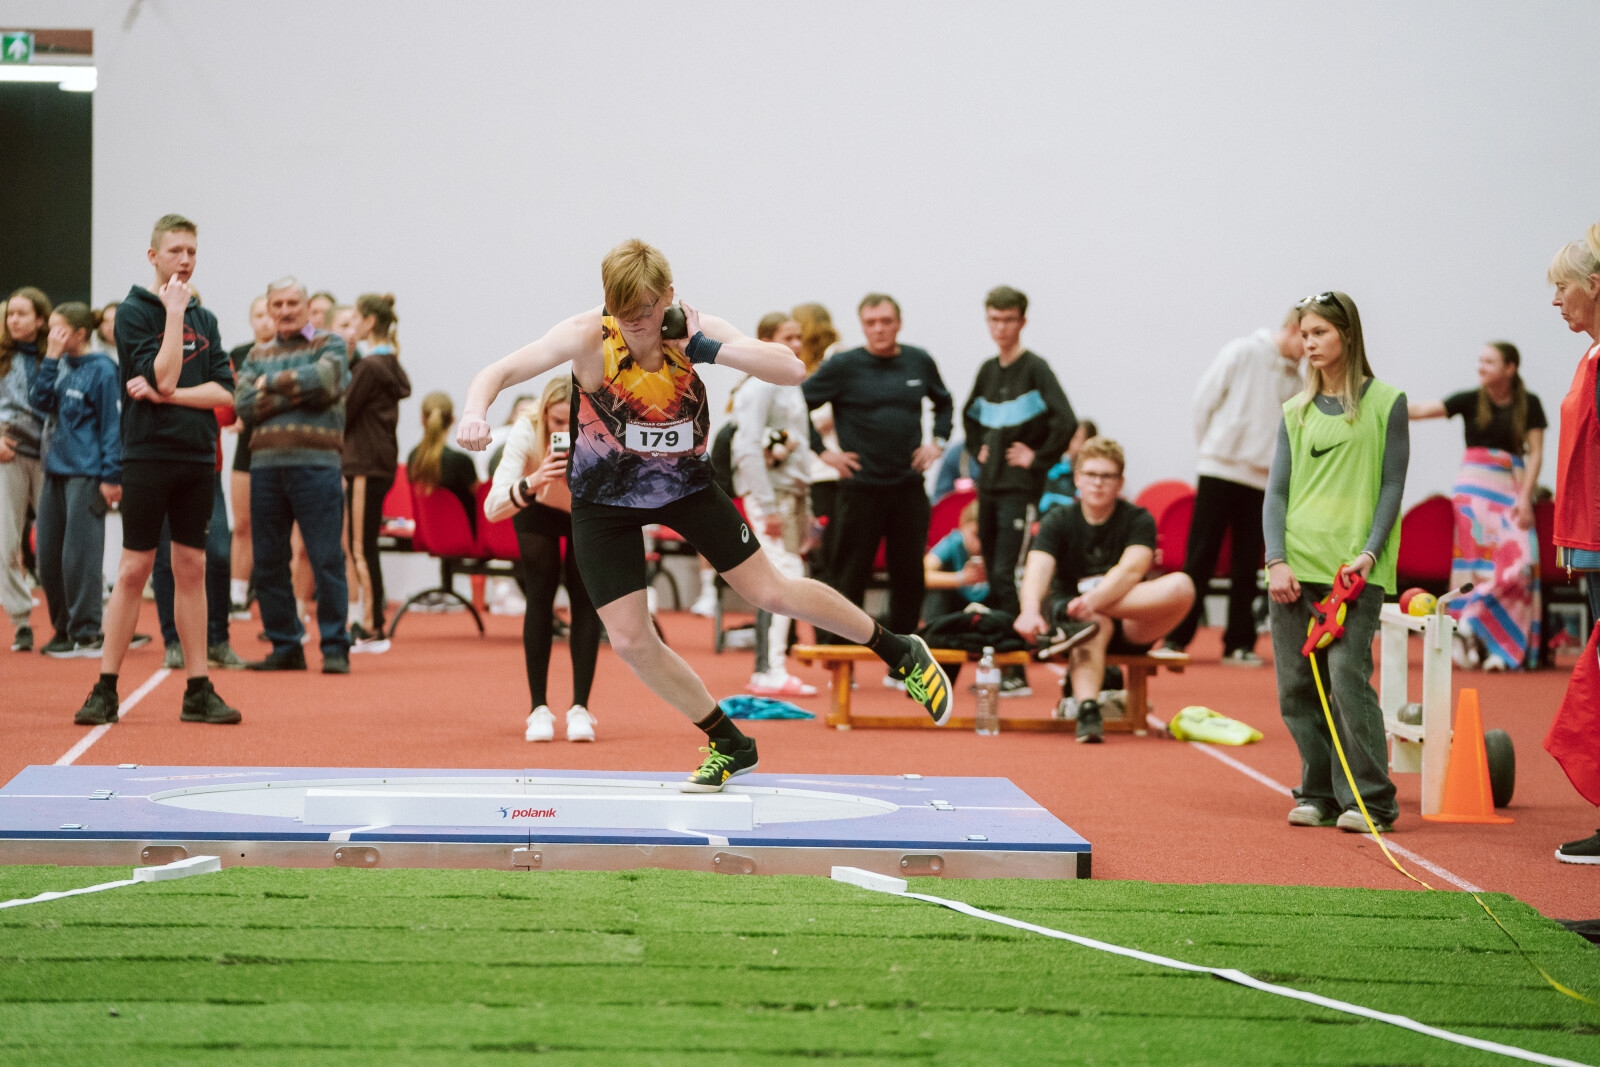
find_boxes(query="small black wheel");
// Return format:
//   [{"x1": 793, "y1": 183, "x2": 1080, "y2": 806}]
[{"x1": 1484, "y1": 729, "x2": 1515, "y2": 808}]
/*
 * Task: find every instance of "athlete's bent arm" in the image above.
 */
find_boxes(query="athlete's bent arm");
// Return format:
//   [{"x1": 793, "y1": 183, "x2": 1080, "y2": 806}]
[
  {"x1": 693, "y1": 311, "x2": 804, "y2": 386},
  {"x1": 458, "y1": 314, "x2": 596, "y2": 451}
]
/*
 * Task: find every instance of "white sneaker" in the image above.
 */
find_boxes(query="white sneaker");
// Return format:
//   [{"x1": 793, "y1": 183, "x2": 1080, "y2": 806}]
[
  {"x1": 1483, "y1": 653, "x2": 1509, "y2": 672},
  {"x1": 524, "y1": 705, "x2": 555, "y2": 742},
  {"x1": 690, "y1": 589, "x2": 718, "y2": 617},
  {"x1": 566, "y1": 705, "x2": 596, "y2": 742}
]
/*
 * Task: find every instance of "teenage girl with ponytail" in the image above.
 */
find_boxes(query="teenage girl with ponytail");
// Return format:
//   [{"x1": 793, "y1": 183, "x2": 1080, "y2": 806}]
[
  {"x1": 486, "y1": 375, "x2": 601, "y2": 742},
  {"x1": 1265, "y1": 291, "x2": 1409, "y2": 835},
  {"x1": 407, "y1": 391, "x2": 478, "y2": 535},
  {"x1": 342, "y1": 293, "x2": 412, "y2": 648},
  {"x1": 1409, "y1": 343, "x2": 1547, "y2": 670}
]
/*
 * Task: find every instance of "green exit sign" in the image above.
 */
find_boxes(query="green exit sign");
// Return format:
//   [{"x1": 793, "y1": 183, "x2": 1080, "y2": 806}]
[{"x1": 1, "y1": 31, "x2": 32, "y2": 64}]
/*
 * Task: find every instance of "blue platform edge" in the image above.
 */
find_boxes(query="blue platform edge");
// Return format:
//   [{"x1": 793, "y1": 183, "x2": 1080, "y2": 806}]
[{"x1": 0, "y1": 766, "x2": 1088, "y2": 853}]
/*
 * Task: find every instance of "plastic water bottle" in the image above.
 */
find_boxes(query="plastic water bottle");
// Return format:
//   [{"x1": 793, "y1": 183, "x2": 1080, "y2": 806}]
[{"x1": 974, "y1": 646, "x2": 1001, "y2": 736}]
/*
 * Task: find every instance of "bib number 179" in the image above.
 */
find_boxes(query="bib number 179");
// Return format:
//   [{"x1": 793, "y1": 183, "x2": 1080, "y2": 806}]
[{"x1": 624, "y1": 421, "x2": 692, "y2": 454}]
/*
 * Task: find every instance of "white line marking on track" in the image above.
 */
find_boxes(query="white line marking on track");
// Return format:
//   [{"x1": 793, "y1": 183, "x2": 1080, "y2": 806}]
[
  {"x1": 1151, "y1": 715, "x2": 1485, "y2": 893},
  {"x1": 53, "y1": 668, "x2": 171, "y2": 767}
]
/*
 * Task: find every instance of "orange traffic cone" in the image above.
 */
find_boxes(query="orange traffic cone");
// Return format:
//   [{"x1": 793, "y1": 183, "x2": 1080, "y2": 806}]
[{"x1": 1422, "y1": 688, "x2": 1513, "y2": 824}]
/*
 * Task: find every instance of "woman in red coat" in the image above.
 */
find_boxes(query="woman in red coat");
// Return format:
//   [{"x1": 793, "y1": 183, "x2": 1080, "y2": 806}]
[{"x1": 1546, "y1": 224, "x2": 1600, "y2": 866}]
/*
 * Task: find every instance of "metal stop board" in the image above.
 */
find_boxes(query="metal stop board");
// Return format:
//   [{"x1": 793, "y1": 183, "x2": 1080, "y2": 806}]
[{"x1": 0, "y1": 766, "x2": 1090, "y2": 880}]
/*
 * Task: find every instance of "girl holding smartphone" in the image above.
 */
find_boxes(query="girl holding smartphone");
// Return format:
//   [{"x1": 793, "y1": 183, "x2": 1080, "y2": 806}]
[
  {"x1": 1264, "y1": 291, "x2": 1408, "y2": 834},
  {"x1": 486, "y1": 375, "x2": 600, "y2": 742}
]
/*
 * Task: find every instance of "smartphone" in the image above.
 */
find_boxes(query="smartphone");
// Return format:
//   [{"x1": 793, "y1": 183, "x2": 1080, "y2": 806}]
[
  {"x1": 549, "y1": 431, "x2": 570, "y2": 454},
  {"x1": 660, "y1": 305, "x2": 688, "y2": 340}
]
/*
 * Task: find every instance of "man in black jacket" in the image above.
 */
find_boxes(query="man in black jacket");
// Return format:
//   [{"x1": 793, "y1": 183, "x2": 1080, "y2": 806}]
[
  {"x1": 73, "y1": 214, "x2": 242, "y2": 727},
  {"x1": 961, "y1": 287, "x2": 1075, "y2": 692},
  {"x1": 803, "y1": 294, "x2": 952, "y2": 639}
]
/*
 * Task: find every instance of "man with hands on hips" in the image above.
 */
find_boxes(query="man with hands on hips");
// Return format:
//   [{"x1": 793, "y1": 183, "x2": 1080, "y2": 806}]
[{"x1": 457, "y1": 240, "x2": 955, "y2": 792}]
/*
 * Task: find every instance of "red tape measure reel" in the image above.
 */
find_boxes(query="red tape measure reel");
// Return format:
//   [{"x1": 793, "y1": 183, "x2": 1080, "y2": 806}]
[{"x1": 1301, "y1": 566, "x2": 1367, "y2": 656}]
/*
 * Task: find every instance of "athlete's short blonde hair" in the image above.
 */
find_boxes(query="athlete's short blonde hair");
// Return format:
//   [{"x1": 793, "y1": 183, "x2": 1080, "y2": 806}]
[{"x1": 601, "y1": 239, "x2": 673, "y2": 319}]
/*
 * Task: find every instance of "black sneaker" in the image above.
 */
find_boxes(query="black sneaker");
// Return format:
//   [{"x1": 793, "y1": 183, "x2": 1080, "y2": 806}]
[
  {"x1": 322, "y1": 652, "x2": 350, "y2": 675},
  {"x1": 1556, "y1": 829, "x2": 1600, "y2": 865},
  {"x1": 69, "y1": 637, "x2": 104, "y2": 658},
  {"x1": 681, "y1": 738, "x2": 759, "y2": 792},
  {"x1": 11, "y1": 626, "x2": 32, "y2": 652},
  {"x1": 73, "y1": 684, "x2": 119, "y2": 725},
  {"x1": 247, "y1": 647, "x2": 307, "y2": 671},
  {"x1": 40, "y1": 633, "x2": 76, "y2": 657},
  {"x1": 891, "y1": 634, "x2": 954, "y2": 726},
  {"x1": 1076, "y1": 699, "x2": 1103, "y2": 744},
  {"x1": 128, "y1": 633, "x2": 153, "y2": 649},
  {"x1": 1036, "y1": 619, "x2": 1100, "y2": 660},
  {"x1": 999, "y1": 666, "x2": 1032, "y2": 698},
  {"x1": 180, "y1": 681, "x2": 242, "y2": 724}
]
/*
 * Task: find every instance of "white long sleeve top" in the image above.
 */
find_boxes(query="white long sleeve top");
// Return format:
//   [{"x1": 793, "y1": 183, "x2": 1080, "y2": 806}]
[
  {"x1": 485, "y1": 417, "x2": 539, "y2": 523},
  {"x1": 1192, "y1": 328, "x2": 1304, "y2": 490},
  {"x1": 731, "y1": 378, "x2": 814, "y2": 508}
]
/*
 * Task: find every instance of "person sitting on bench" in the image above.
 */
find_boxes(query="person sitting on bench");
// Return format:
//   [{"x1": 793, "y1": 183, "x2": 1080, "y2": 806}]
[{"x1": 1011, "y1": 436, "x2": 1194, "y2": 743}]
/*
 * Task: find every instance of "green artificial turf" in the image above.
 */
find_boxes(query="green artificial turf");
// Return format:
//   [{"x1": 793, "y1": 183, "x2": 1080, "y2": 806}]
[{"x1": 0, "y1": 866, "x2": 1597, "y2": 1066}]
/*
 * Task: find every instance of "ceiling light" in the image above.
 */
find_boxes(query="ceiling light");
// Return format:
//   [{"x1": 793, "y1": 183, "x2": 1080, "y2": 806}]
[{"x1": 0, "y1": 64, "x2": 96, "y2": 92}]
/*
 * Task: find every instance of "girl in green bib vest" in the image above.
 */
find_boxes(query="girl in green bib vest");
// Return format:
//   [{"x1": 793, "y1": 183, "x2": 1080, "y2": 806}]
[{"x1": 1264, "y1": 292, "x2": 1409, "y2": 834}]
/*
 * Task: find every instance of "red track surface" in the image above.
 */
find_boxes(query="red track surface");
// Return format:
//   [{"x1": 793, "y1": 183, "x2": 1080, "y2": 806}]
[{"x1": 4, "y1": 602, "x2": 1595, "y2": 918}]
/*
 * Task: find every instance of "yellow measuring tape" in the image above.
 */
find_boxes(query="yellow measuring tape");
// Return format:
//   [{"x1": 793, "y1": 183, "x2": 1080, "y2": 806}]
[{"x1": 1307, "y1": 653, "x2": 1595, "y2": 1007}]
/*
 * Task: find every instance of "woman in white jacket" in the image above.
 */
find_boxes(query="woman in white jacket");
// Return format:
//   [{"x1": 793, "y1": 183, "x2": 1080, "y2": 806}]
[
  {"x1": 485, "y1": 376, "x2": 601, "y2": 742},
  {"x1": 1162, "y1": 306, "x2": 1304, "y2": 664},
  {"x1": 732, "y1": 313, "x2": 818, "y2": 696}
]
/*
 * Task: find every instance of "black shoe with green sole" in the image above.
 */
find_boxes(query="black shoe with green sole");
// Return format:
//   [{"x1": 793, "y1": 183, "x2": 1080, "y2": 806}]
[
  {"x1": 681, "y1": 738, "x2": 758, "y2": 793},
  {"x1": 892, "y1": 634, "x2": 953, "y2": 726}
]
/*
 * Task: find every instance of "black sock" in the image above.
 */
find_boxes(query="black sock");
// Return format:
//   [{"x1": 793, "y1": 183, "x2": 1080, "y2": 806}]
[
  {"x1": 97, "y1": 672, "x2": 117, "y2": 693},
  {"x1": 185, "y1": 676, "x2": 209, "y2": 695},
  {"x1": 865, "y1": 623, "x2": 913, "y2": 667},
  {"x1": 695, "y1": 706, "x2": 747, "y2": 751}
]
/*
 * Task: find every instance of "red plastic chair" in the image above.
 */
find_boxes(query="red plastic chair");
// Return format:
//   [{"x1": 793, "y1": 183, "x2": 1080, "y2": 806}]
[
  {"x1": 378, "y1": 466, "x2": 415, "y2": 544},
  {"x1": 927, "y1": 487, "x2": 977, "y2": 550},
  {"x1": 1395, "y1": 494, "x2": 1453, "y2": 595},
  {"x1": 1133, "y1": 479, "x2": 1196, "y2": 574},
  {"x1": 1535, "y1": 496, "x2": 1589, "y2": 661},
  {"x1": 473, "y1": 482, "x2": 522, "y2": 563},
  {"x1": 387, "y1": 473, "x2": 485, "y2": 639}
]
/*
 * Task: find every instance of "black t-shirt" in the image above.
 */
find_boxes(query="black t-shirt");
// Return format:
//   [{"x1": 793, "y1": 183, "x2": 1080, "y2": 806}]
[
  {"x1": 1031, "y1": 498, "x2": 1157, "y2": 602},
  {"x1": 1442, "y1": 389, "x2": 1547, "y2": 453},
  {"x1": 407, "y1": 444, "x2": 479, "y2": 534}
]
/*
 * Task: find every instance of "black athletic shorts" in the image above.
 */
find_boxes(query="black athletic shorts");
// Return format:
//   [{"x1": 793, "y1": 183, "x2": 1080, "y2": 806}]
[
  {"x1": 121, "y1": 459, "x2": 216, "y2": 552},
  {"x1": 1046, "y1": 595, "x2": 1153, "y2": 655},
  {"x1": 571, "y1": 485, "x2": 760, "y2": 609}
]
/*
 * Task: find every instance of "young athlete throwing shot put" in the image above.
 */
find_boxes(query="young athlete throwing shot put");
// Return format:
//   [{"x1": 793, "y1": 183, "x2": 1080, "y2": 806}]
[{"x1": 458, "y1": 240, "x2": 953, "y2": 789}]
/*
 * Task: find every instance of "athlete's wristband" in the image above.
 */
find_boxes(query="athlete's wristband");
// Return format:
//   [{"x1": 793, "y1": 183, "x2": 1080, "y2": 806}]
[{"x1": 686, "y1": 331, "x2": 722, "y2": 365}]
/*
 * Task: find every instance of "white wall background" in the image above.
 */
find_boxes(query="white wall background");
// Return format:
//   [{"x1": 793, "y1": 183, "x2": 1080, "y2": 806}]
[{"x1": 12, "y1": 0, "x2": 1600, "y2": 510}]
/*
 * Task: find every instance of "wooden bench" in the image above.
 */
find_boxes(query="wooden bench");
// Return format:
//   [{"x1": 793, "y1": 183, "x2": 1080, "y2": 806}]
[{"x1": 790, "y1": 644, "x2": 1189, "y2": 735}]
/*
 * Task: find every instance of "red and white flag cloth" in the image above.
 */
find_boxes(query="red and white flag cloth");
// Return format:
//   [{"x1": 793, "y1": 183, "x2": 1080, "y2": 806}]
[{"x1": 1545, "y1": 621, "x2": 1600, "y2": 806}]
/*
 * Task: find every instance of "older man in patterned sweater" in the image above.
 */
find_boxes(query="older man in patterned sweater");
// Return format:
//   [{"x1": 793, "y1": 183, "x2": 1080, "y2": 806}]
[{"x1": 235, "y1": 277, "x2": 351, "y2": 674}]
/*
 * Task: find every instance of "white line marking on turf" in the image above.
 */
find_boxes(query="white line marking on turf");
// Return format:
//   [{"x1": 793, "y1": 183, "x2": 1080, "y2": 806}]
[
  {"x1": 1150, "y1": 715, "x2": 1485, "y2": 893},
  {"x1": 53, "y1": 668, "x2": 171, "y2": 767},
  {"x1": 832, "y1": 869, "x2": 1589, "y2": 1067},
  {"x1": 1, "y1": 855, "x2": 221, "y2": 910}
]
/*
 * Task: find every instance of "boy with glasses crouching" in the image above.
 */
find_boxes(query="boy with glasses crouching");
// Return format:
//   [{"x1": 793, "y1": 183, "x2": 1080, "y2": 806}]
[{"x1": 1012, "y1": 437, "x2": 1194, "y2": 742}]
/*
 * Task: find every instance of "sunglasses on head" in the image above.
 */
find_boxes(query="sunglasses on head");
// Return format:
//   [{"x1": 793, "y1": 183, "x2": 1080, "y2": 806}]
[{"x1": 1298, "y1": 291, "x2": 1340, "y2": 309}]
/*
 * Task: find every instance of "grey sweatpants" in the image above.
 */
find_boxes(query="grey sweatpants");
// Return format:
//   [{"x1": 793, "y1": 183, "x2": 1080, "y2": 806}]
[
  {"x1": 1268, "y1": 583, "x2": 1398, "y2": 823},
  {"x1": 36, "y1": 474, "x2": 106, "y2": 642},
  {"x1": 0, "y1": 454, "x2": 45, "y2": 629}
]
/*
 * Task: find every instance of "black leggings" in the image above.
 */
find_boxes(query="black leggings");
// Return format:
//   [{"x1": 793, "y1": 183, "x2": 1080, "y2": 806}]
[{"x1": 519, "y1": 530, "x2": 600, "y2": 709}]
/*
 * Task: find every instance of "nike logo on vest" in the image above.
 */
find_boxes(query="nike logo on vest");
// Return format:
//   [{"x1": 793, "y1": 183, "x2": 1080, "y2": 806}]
[{"x1": 1310, "y1": 443, "x2": 1344, "y2": 459}]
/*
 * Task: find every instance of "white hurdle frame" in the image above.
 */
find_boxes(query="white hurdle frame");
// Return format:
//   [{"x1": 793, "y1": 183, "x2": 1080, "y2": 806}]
[{"x1": 1377, "y1": 586, "x2": 1471, "y2": 818}]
